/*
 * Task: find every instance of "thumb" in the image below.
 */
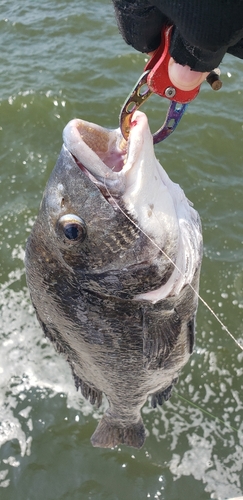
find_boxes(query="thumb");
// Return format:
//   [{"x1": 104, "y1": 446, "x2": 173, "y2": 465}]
[{"x1": 168, "y1": 57, "x2": 209, "y2": 91}]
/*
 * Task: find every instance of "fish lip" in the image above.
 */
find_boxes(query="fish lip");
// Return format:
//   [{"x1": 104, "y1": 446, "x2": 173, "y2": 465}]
[
  {"x1": 62, "y1": 112, "x2": 148, "y2": 198},
  {"x1": 63, "y1": 118, "x2": 127, "y2": 196}
]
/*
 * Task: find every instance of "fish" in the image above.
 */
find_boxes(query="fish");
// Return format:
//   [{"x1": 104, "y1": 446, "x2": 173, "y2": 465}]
[{"x1": 25, "y1": 110, "x2": 203, "y2": 449}]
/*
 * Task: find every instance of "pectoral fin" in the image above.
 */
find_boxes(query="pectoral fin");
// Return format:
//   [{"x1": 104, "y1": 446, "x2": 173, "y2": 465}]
[{"x1": 142, "y1": 304, "x2": 181, "y2": 370}]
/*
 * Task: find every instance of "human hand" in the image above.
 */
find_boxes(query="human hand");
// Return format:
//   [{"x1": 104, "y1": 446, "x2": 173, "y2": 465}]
[
  {"x1": 112, "y1": 0, "x2": 243, "y2": 91},
  {"x1": 148, "y1": 53, "x2": 209, "y2": 92}
]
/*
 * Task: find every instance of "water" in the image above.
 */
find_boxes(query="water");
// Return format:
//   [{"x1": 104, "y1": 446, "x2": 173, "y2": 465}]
[{"x1": 0, "y1": 1, "x2": 243, "y2": 499}]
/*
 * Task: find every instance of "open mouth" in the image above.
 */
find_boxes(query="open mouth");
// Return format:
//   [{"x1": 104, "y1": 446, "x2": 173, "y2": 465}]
[
  {"x1": 63, "y1": 117, "x2": 130, "y2": 198},
  {"x1": 62, "y1": 111, "x2": 149, "y2": 203}
]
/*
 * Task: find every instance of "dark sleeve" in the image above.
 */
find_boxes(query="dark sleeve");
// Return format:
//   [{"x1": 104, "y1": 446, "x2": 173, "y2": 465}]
[
  {"x1": 112, "y1": 0, "x2": 243, "y2": 72},
  {"x1": 112, "y1": 0, "x2": 169, "y2": 53}
]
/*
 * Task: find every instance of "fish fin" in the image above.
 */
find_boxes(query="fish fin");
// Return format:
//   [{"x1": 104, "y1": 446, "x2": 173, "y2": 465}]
[
  {"x1": 70, "y1": 367, "x2": 103, "y2": 408},
  {"x1": 91, "y1": 415, "x2": 146, "y2": 449},
  {"x1": 151, "y1": 377, "x2": 178, "y2": 408},
  {"x1": 187, "y1": 315, "x2": 196, "y2": 354},
  {"x1": 77, "y1": 378, "x2": 103, "y2": 407},
  {"x1": 142, "y1": 305, "x2": 182, "y2": 370}
]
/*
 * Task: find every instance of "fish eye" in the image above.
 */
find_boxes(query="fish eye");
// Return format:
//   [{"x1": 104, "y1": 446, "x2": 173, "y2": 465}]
[
  {"x1": 57, "y1": 214, "x2": 87, "y2": 245},
  {"x1": 64, "y1": 224, "x2": 80, "y2": 240}
]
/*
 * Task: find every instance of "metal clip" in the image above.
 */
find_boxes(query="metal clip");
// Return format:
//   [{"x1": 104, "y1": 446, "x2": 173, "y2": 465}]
[
  {"x1": 119, "y1": 71, "x2": 152, "y2": 141},
  {"x1": 119, "y1": 26, "x2": 201, "y2": 144},
  {"x1": 153, "y1": 101, "x2": 187, "y2": 144},
  {"x1": 119, "y1": 72, "x2": 188, "y2": 144}
]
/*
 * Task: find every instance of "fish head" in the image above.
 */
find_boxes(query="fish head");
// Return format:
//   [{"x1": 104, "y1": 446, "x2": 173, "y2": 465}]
[{"x1": 26, "y1": 111, "x2": 202, "y2": 301}]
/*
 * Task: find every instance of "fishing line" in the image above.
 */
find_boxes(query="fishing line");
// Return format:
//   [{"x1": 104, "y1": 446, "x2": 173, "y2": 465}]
[
  {"x1": 104, "y1": 182, "x2": 243, "y2": 352},
  {"x1": 174, "y1": 391, "x2": 239, "y2": 434}
]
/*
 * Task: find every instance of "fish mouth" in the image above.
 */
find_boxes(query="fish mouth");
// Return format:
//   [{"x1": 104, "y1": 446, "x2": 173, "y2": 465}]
[{"x1": 63, "y1": 111, "x2": 149, "y2": 199}]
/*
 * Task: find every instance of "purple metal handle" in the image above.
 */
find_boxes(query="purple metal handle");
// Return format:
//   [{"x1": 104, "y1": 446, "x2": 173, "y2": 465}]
[{"x1": 153, "y1": 101, "x2": 188, "y2": 144}]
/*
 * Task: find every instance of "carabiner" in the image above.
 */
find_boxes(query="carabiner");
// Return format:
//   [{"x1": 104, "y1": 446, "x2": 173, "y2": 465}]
[{"x1": 119, "y1": 26, "x2": 200, "y2": 144}]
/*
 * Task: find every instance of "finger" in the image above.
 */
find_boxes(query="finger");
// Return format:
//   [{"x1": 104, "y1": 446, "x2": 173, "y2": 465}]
[{"x1": 168, "y1": 57, "x2": 209, "y2": 91}]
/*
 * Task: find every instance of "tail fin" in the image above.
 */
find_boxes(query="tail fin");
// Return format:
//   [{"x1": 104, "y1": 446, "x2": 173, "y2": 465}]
[{"x1": 91, "y1": 414, "x2": 146, "y2": 449}]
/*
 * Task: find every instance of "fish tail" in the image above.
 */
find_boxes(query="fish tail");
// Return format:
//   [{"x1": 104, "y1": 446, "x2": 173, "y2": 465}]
[{"x1": 91, "y1": 414, "x2": 146, "y2": 449}]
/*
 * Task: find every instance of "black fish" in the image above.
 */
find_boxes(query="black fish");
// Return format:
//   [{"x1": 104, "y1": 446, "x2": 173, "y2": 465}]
[{"x1": 25, "y1": 111, "x2": 203, "y2": 448}]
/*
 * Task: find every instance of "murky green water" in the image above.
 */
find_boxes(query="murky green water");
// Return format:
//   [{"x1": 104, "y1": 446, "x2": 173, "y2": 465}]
[{"x1": 0, "y1": 1, "x2": 243, "y2": 499}]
